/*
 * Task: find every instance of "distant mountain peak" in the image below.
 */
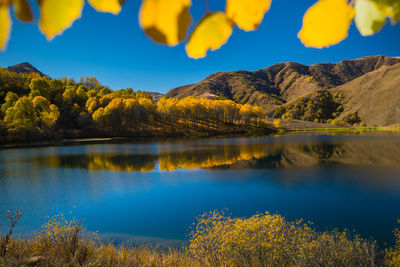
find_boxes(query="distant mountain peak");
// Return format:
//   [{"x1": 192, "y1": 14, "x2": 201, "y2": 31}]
[
  {"x1": 145, "y1": 91, "x2": 164, "y2": 102},
  {"x1": 7, "y1": 62, "x2": 46, "y2": 76}
]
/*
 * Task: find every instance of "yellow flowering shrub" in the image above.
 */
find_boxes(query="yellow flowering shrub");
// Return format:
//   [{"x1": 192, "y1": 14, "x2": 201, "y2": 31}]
[
  {"x1": 273, "y1": 118, "x2": 283, "y2": 128},
  {"x1": 27, "y1": 215, "x2": 98, "y2": 265},
  {"x1": 386, "y1": 221, "x2": 400, "y2": 266},
  {"x1": 189, "y1": 211, "x2": 377, "y2": 266},
  {"x1": 4, "y1": 211, "x2": 400, "y2": 266}
]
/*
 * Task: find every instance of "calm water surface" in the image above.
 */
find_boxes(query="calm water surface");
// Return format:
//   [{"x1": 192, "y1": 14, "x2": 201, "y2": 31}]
[{"x1": 1, "y1": 133, "x2": 400, "y2": 246}]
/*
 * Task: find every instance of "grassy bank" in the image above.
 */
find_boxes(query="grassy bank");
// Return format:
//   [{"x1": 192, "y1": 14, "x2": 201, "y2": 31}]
[
  {"x1": 1, "y1": 211, "x2": 399, "y2": 266},
  {"x1": 285, "y1": 125, "x2": 400, "y2": 133}
]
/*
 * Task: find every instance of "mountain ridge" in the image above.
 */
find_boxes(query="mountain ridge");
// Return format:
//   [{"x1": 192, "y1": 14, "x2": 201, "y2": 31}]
[
  {"x1": 7, "y1": 62, "x2": 46, "y2": 76},
  {"x1": 167, "y1": 55, "x2": 400, "y2": 109},
  {"x1": 166, "y1": 55, "x2": 400, "y2": 126},
  {"x1": 5, "y1": 56, "x2": 400, "y2": 126}
]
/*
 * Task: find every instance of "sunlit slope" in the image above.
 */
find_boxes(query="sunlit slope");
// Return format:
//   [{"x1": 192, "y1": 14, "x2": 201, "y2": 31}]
[
  {"x1": 332, "y1": 63, "x2": 400, "y2": 126},
  {"x1": 166, "y1": 55, "x2": 400, "y2": 113}
]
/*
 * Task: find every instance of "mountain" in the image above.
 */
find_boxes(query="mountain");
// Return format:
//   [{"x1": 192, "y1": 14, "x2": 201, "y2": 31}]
[
  {"x1": 166, "y1": 55, "x2": 400, "y2": 126},
  {"x1": 332, "y1": 63, "x2": 400, "y2": 126},
  {"x1": 7, "y1": 62, "x2": 46, "y2": 76},
  {"x1": 167, "y1": 56, "x2": 400, "y2": 108},
  {"x1": 145, "y1": 91, "x2": 164, "y2": 102},
  {"x1": 4, "y1": 56, "x2": 400, "y2": 127}
]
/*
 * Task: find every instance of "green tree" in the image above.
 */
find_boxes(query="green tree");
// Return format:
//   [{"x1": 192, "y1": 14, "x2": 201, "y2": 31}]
[
  {"x1": 1, "y1": 91, "x2": 18, "y2": 114},
  {"x1": 4, "y1": 96, "x2": 39, "y2": 141},
  {"x1": 29, "y1": 78, "x2": 51, "y2": 100},
  {"x1": 32, "y1": 96, "x2": 60, "y2": 137}
]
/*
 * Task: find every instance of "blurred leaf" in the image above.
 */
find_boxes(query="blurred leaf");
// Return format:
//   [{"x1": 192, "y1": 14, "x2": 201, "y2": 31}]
[
  {"x1": 139, "y1": 0, "x2": 192, "y2": 46},
  {"x1": 0, "y1": 5, "x2": 11, "y2": 50},
  {"x1": 38, "y1": 0, "x2": 84, "y2": 40},
  {"x1": 88, "y1": 0, "x2": 124, "y2": 15},
  {"x1": 226, "y1": 0, "x2": 271, "y2": 31},
  {"x1": 355, "y1": 0, "x2": 386, "y2": 36},
  {"x1": 372, "y1": 0, "x2": 400, "y2": 23},
  {"x1": 186, "y1": 12, "x2": 233, "y2": 59},
  {"x1": 13, "y1": 0, "x2": 34, "y2": 22},
  {"x1": 0, "y1": 0, "x2": 11, "y2": 6},
  {"x1": 298, "y1": 0, "x2": 355, "y2": 48}
]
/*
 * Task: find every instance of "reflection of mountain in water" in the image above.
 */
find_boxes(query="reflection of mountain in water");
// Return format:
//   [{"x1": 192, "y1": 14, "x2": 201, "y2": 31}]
[
  {"x1": 38, "y1": 139, "x2": 400, "y2": 172},
  {"x1": 222, "y1": 141, "x2": 400, "y2": 169}
]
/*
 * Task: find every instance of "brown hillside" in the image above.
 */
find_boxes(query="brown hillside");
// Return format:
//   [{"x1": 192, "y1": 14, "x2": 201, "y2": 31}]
[
  {"x1": 145, "y1": 91, "x2": 164, "y2": 102},
  {"x1": 333, "y1": 63, "x2": 400, "y2": 126},
  {"x1": 166, "y1": 55, "x2": 400, "y2": 113}
]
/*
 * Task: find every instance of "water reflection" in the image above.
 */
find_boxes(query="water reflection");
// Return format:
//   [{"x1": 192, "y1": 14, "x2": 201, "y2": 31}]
[
  {"x1": 35, "y1": 138, "x2": 400, "y2": 171},
  {"x1": 2, "y1": 134, "x2": 400, "y2": 245},
  {"x1": 43, "y1": 154, "x2": 157, "y2": 172}
]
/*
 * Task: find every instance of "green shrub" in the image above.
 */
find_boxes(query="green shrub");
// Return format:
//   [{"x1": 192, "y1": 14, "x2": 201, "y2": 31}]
[
  {"x1": 269, "y1": 90, "x2": 342, "y2": 123},
  {"x1": 343, "y1": 112, "x2": 361, "y2": 125}
]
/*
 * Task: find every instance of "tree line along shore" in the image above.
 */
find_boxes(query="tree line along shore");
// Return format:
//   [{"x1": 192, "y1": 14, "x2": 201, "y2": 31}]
[{"x1": 0, "y1": 68, "x2": 272, "y2": 144}]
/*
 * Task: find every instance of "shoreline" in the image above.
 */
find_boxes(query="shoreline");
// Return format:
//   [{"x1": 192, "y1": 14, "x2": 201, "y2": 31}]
[
  {"x1": 0, "y1": 129, "x2": 270, "y2": 150},
  {"x1": 1, "y1": 126, "x2": 399, "y2": 150}
]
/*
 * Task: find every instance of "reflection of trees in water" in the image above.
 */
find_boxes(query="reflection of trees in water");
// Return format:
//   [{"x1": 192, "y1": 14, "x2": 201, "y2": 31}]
[
  {"x1": 158, "y1": 144, "x2": 266, "y2": 170},
  {"x1": 39, "y1": 143, "x2": 268, "y2": 171},
  {"x1": 38, "y1": 140, "x2": 400, "y2": 172},
  {"x1": 43, "y1": 154, "x2": 156, "y2": 172}
]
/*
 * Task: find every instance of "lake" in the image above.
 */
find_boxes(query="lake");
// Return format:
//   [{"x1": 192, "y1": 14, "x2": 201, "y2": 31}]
[{"x1": 1, "y1": 132, "x2": 400, "y2": 247}]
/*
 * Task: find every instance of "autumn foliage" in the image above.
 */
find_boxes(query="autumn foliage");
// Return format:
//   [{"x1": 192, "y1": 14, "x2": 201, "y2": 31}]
[
  {"x1": 1, "y1": 0, "x2": 399, "y2": 57},
  {"x1": 4, "y1": 211, "x2": 400, "y2": 266},
  {"x1": 0, "y1": 67, "x2": 268, "y2": 143},
  {"x1": 189, "y1": 211, "x2": 378, "y2": 266}
]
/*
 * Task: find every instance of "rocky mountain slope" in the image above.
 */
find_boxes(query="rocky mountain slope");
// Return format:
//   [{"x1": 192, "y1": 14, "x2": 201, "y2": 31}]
[
  {"x1": 167, "y1": 55, "x2": 400, "y2": 126},
  {"x1": 145, "y1": 91, "x2": 164, "y2": 102},
  {"x1": 7, "y1": 62, "x2": 46, "y2": 76}
]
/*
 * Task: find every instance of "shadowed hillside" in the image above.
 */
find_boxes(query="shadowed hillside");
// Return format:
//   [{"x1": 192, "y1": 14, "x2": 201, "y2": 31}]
[{"x1": 7, "y1": 63, "x2": 46, "y2": 77}]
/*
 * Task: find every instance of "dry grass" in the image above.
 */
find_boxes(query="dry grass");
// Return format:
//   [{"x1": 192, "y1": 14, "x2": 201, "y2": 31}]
[{"x1": 0, "y1": 211, "x2": 399, "y2": 266}]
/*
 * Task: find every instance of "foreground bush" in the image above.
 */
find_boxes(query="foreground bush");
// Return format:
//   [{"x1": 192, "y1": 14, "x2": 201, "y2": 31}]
[
  {"x1": 189, "y1": 211, "x2": 377, "y2": 266},
  {"x1": 1, "y1": 211, "x2": 399, "y2": 266},
  {"x1": 0, "y1": 214, "x2": 196, "y2": 267},
  {"x1": 386, "y1": 220, "x2": 400, "y2": 266}
]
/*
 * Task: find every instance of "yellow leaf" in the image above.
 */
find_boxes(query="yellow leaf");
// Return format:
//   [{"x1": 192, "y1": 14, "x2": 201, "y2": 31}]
[
  {"x1": 38, "y1": 0, "x2": 84, "y2": 40},
  {"x1": 226, "y1": 0, "x2": 271, "y2": 31},
  {"x1": 355, "y1": 0, "x2": 386, "y2": 36},
  {"x1": 372, "y1": 0, "x2": 400, "y2": 24},
  {"x1": 139, "y1": 0, "x2": 192, "y2": 46},
  {"x1": 0, "y1": 6, "x2": 11, "y2": 51},
  {"x1": 186, "y1": 12, "x2": 233, "y2": 59},
  {"x1": 88, "y1": 0, "x2": 124, "y2": 15},
  {"x1": 13, "y1": 0, "x2": 34, "y2": 22},
  {"x1": 298, "y1": 0, "x2": 355, "y2": 48}
]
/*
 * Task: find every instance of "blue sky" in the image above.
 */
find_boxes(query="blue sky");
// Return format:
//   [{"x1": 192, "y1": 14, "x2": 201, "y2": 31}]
[{"x1": 1, "y1": 0, "x2": 400, "y2": 93}]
